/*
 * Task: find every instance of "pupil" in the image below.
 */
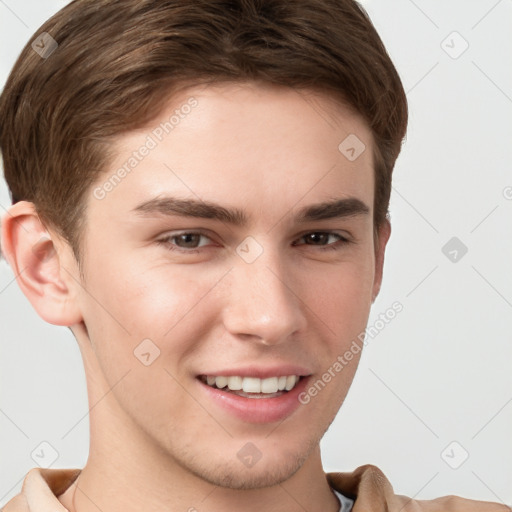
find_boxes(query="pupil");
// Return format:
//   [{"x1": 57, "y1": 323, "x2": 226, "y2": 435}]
[
  {"x1": 179, "y1": 234, "x2": 198, "y2": 247},
  {"x1": 308, "y1": 233, "x2": 326, "y2": 244}
]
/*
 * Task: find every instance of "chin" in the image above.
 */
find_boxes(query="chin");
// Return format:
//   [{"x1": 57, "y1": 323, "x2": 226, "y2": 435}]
[
  {"x1": 194, "y1": 456, "x2": 304, "y2": 490},
  {"x1": 180, "y1": 437, "x2": 317, "y2": 490}
]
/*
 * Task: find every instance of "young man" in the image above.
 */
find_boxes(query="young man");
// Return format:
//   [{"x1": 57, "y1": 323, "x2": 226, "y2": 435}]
[{"x1": 0, "y1": 1, "x2": 509, "y2": 511}]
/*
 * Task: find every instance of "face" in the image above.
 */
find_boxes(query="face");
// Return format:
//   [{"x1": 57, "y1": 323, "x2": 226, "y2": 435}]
[{"x1": 71, "y1": 82, "x2": 387, "y2": 489}]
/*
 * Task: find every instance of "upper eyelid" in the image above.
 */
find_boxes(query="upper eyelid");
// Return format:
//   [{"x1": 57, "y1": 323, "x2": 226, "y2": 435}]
[{"x1": 158, "y1": 230, "x2": 215, "y2": 243}]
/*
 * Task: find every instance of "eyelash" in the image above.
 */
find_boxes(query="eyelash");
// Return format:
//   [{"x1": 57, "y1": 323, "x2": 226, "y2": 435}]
[{"x1": 156, "y1": 231, "x2": 352, "y2": 254}]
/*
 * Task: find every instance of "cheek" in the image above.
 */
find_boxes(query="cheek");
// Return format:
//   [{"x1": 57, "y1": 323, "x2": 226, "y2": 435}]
[
  {"x1": 76, "y1": 263, "x2": 218, "y2": 425},
  {"x1": 78, "y1": 256, "x2": 226, "y2": 366},
  {"x1": 302, "y1": 259, "x2": 374, "y2": 335}
]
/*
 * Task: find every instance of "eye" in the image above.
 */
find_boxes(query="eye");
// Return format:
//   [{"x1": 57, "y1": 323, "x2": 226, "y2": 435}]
[
  {"x1": 156, "y1": 230, "x2": 352, "y2": 254},
  {"x1": 294, "y1": 232, "x2": 352, "y2": 251},
  {"x1": 156, "y1": 231, "x2": 213, "y2": 253}
]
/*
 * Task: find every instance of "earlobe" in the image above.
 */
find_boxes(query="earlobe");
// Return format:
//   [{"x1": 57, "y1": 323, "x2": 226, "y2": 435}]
[
  {"x1": 371, "y1": 218, "x2": 391, "y2": 303},
  {"x1": 0, "y1": 201, "x2": 83, "y2": 326}
]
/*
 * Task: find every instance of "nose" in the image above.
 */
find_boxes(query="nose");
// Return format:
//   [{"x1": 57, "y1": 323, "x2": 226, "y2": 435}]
[{"x1": 221, "y1": 243, "x2": 307, "y2": 345}]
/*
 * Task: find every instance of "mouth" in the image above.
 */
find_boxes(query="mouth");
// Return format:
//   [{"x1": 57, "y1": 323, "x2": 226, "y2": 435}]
[
  {"x1": 195, "y1": 366, "x2": 312, "y2": 423},
  {"x1": 197, "y1": 374, "x2": 304, "y2": 399}
]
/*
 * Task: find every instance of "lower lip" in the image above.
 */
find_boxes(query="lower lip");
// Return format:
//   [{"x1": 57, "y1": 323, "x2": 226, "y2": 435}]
[{"x1": 196, "y1": 376, "x2": 311, "y2": 424}]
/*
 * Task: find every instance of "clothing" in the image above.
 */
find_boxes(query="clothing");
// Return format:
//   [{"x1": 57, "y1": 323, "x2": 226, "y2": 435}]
[
  {"x1": 332, "y1": 487, "x2": 354, "y2": 511},
  {"x1": 326, "y1": 465, "x2": 511, "y2": 511},
  {"x1": 2, "y1": 464, "x2": 510, "y2": 511}
]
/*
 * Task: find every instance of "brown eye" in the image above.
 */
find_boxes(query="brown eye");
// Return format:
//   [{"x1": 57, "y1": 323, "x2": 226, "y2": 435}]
[
  {"x1": 172, "y1": 233, "x2": 203, "y2": 248},
  {"x1": 157, "y1": 231, "x2": 212, "y2": 253},
  {"x1": 295, "y1": 232, "x2": 351, "y2": 251}
]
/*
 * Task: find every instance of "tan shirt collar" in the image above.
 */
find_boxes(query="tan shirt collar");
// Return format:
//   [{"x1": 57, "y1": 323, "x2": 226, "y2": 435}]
[{"x1": 3, "y1": 464, "x2": 510, "y2": 512}]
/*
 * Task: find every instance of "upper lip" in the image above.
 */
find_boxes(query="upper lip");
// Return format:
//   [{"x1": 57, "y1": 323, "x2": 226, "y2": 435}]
[{"x1": 197, "y1": 365, "x2": 312, "y2": 379}]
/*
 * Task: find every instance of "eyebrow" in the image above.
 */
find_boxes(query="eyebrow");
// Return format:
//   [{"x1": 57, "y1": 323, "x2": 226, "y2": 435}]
[{"x1": 132, "y1": 195, "x2": 370, "y2": 225}]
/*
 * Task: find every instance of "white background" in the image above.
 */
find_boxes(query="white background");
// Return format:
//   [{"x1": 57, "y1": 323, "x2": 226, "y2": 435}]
[{"x1": 1, "y1": 0, "x2": 511, "y2": 507}]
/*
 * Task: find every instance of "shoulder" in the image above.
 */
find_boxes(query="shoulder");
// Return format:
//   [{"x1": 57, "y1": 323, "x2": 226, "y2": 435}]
[
  {"x1": 398, "y1": 494, "x2": 511, "y2": 512},
  {"x1": 1, "y1": 467, "x2": 81, "y2": 512},
  {"x1": 327, "y1": 464, "x2": 511, "y2": 512},
  {"x1": 1, "y1": 493, "x2": 29, "y2": 512}
]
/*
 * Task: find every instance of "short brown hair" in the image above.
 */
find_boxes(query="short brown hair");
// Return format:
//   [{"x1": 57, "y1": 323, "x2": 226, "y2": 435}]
[{"x1": 0, "y1": 0, "x2": 407, "y2": 263}]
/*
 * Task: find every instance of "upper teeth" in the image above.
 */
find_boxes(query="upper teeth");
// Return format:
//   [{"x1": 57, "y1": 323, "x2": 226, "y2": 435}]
[{"x1": 205, "y1": 375, "x2": 300, "y2": 393}]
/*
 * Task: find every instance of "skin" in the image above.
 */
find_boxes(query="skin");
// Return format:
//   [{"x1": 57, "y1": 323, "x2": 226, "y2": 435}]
[{"x1": 1, "y1": 81, "x2": 391, "y2": 512}]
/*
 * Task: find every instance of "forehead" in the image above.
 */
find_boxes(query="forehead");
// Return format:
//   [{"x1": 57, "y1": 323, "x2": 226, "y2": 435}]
[{"x1": 87, "y1": 81, "x2": 374, "y2": 228}]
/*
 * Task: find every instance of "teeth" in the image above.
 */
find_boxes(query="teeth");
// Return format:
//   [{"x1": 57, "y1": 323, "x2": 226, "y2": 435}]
[
  {"x1": 243, "y1": 377, "x2": 261, "y2": 393},
  {"x1": 285, "y1": 375, "x2": 297, "y2": 391},
  {"x1": 215, "y1": 376, "x2": 228, "y2": 389},
  {"x1": 261, "y1": 377, "x2": 279, "y2": 393},
  {"x1": 203, "y1": 375, "x2": 301, "y2": 394},
  {"x1": 227, "y1": 375, "x2": 243, "y2": 390}
]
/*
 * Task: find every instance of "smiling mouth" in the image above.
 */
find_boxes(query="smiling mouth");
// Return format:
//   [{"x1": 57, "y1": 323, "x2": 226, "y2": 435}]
[{"x1": 198, "y1": 374, "x2": 304, "y2": 398}]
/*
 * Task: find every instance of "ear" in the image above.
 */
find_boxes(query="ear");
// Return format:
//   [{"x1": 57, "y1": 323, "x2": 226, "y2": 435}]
[
  {"x1": 371, "y1": 218, "x2": 391, "y2": 303},
  {"x1": 1, "y1": 201, "x2": 83, "y2": 326}
]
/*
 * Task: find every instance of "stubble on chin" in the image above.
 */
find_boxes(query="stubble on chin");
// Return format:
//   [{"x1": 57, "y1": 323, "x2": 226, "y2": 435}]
[{"x1": 177, "y1": 433, "x2": 322, "y2": 491}]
